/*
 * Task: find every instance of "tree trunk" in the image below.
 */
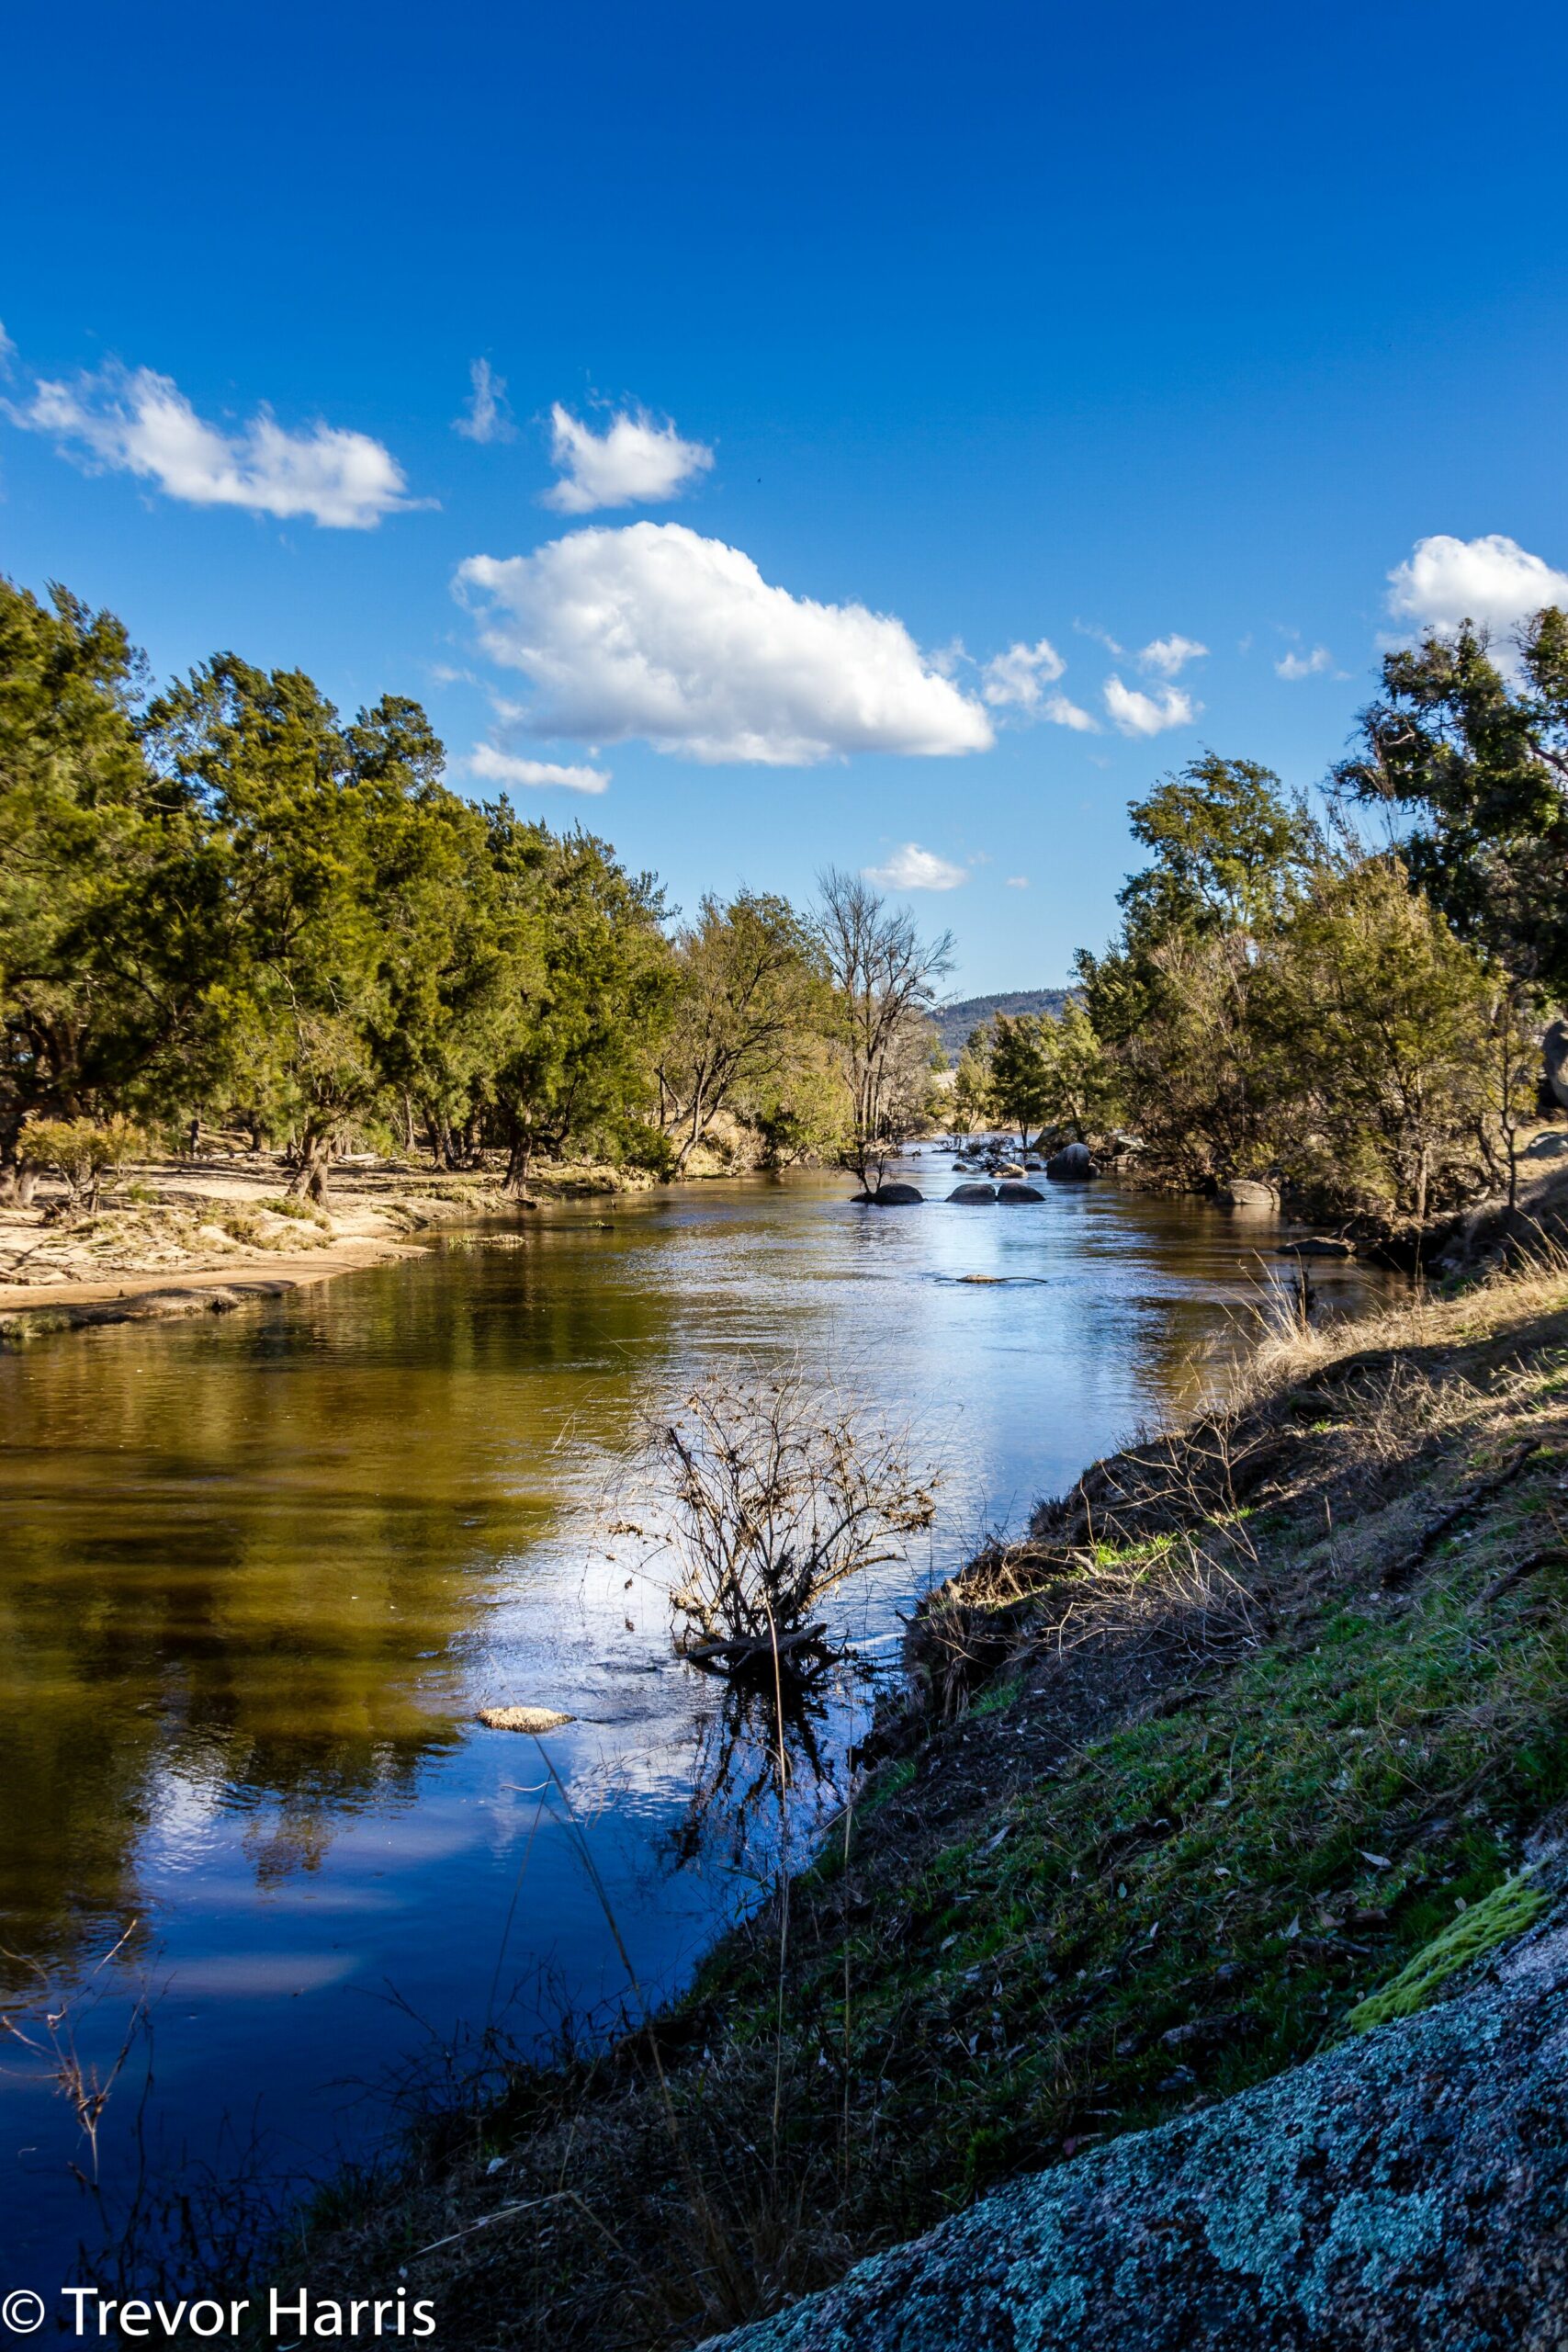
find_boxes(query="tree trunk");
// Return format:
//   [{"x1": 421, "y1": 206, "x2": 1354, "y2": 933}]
[
  {"x1": 0, "y1": 1155, "x2": 39, "y2": 1208},
  {"x1": 502, "y1": 1120, "x2": 535, "y2": 1202},
  {"x1": 288, "y1": 1127, "x2": 332, "y2": 1206}
]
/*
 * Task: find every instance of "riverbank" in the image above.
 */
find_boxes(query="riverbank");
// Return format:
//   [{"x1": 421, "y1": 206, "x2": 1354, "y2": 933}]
[
  {"x1": 0, "y1": 1154, "x2": 653, "y2": 1342},
  {"x1": 292, "y1": 1252, "x2": 1568, "y2": 2346}
]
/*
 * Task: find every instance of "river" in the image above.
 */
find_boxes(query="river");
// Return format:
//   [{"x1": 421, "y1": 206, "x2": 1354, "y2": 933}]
[{"x1": 0, "y1": 1164, "x2": 1392, "y2": 2285}]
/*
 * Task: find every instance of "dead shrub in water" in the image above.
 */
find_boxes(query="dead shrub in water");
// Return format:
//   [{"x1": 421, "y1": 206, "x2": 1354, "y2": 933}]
[{"x1": 643, "y1": 1371, "x2": 939, "y2": 1658}]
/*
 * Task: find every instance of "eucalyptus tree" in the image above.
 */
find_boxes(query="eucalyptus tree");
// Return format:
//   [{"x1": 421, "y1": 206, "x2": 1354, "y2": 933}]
[{"x1": 1333, "y1": 608, "x2": 1568, "y2": 1001}]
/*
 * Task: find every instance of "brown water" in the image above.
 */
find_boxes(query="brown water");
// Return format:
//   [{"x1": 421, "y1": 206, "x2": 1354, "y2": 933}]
[{"x1": 0, "y1": 1165, "x2": 1393, "y2": 2286}]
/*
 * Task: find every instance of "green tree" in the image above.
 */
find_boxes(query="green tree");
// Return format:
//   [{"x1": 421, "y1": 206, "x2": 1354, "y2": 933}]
[
  {"x1": 486, "y1": 817, "x2": 671, "y2": 1199},
  {"x1": 1264, "y1": 857, "x2": 1519, "y2": 1227},
  {"x1": 146, "y1": 658, "x2": 400, "y2": 1202},
  {"x1": 0, "y1": 579, "x2": 216, "y2": 1195},
  {"x1": 1333, "y1": 609, "x2": 1568, "y2": 999},
  {"x1": 950, "y1": 1029, "x2": 994, "y2": 1137},
  {"x1": 656, "y1": 890, "x2": 829, "y2": 1173},
  {"x1": 1119, "y1": 753, "x2": 1317, "y2": 944},
  {"x1": 988, "y1": 1012, "x2": 1053, "y2": 1150},
  {"x1": 1039, "y1": 1001, "x2": 1119, "y2": 1141}
]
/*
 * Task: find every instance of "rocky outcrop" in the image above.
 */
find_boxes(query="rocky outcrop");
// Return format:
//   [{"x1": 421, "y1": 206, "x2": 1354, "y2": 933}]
[{"x1": 707, "y1": 1885, "x2": 1568, "y2": 2352}]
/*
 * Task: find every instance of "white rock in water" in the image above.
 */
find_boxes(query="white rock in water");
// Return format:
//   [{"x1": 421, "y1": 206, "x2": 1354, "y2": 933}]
[{"x1": 477, "y1": 1704, "x2": 574, "y2": 1733}]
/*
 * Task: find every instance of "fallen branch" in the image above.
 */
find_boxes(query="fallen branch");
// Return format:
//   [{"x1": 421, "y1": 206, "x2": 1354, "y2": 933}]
[
  {"x1": 1381, "y1": 1442, "x2": 1540, "y2": 1589},
  {"x1": 1476, "y1": 1545, "x2": 1568, "y2": 1609}
]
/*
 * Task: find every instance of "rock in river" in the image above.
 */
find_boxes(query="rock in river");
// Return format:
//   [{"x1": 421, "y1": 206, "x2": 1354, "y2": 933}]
[
  {"x1": 997, "y1": 1181, "x2": 1045, "y2": 1203},
  {"x1": 477, "y1": 1705, "x2": 574, "y2": 1733},
  {"x1": 947, "y1": 1182, "x2": 998, "y2": 1204},
  {"x1": 1217, "y1": 1177, "x2": 1280, "y2": 1212},
  {"x1": 1045, "y1": 1142, "x2": 1097, "y2": 1182},
  {"x1": 850, "y1": 1181, "x2": 924, "y2": 1204}
]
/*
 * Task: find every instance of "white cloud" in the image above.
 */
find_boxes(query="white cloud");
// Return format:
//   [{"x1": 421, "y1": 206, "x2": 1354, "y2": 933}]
[
  {"x1": 981, "y1": 637, "x2": 1065, "y2": 708},
  {"x1": 979, "y1": 640, "x2": 1097, "y2": 730},
  {"x1": 863, "y1": 843, "x2": 967, "y2": 892},
  {"x1": 454, "y1": 358, "x2": 513, "y2": 445},
  {"x1": 0, "y1": 321, "x2": 15, "y2": 379},
  {"x1": 6, "y1": 360, "x2": 418, "y2": 527},
  {"x1": 1387, "y1": 533, "x2": 1568, "y2": 641},
  {"x1": 543, "y1": 403, "x2": 713, "y2": 514},
  {"x1": 1103, "y1": 675, "x2": 1199, "y2": 736},
  {"x1": 1276, "y1": 644, "x2": 1334, "y2": 680},
  {"x1": 1137, "y1": 633, "x2": 1207, "y2": 677},
  {"x1": 456, "y1": 523, "x2": 993, "y2": 764},
  {"x1": 1040, "y1": 690, "x2": 1099, "y2": 732},
  {"x1": 468, "y1": 744, "x2": 609, "y2": 795},
  {"x1": 1005, "y1": 874, "x2": 1029, "y2": 889},
  {"x1": 1075, "y1": 620, "x2": 1125, "y2": 655}
]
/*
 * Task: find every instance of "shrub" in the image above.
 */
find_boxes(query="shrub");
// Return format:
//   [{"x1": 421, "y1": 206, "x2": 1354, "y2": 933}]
[{"x1": 23, "y1": 1116, "x2": 144, "y2": 1212}]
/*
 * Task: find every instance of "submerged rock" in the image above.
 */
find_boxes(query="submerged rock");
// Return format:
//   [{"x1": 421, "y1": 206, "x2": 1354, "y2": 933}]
[{"x1": 706, "y1": 1883, "x2": 1568, "y2": 2351}]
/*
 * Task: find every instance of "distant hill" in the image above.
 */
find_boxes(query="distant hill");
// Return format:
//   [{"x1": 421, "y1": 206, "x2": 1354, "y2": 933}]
[{"x1": 932, "y1": 988, "x2": 1073, "y2": 1056}]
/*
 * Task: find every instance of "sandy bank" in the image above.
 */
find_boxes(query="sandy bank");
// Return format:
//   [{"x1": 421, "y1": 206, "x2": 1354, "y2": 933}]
[{"x1": 0, "y1": 1152, "x2": 646, "y2": 1342}]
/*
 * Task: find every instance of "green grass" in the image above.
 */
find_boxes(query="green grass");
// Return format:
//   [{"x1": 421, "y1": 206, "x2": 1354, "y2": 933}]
[{"x1": 712, "y1": 1541, "x2": 1568, "y2": 2216}]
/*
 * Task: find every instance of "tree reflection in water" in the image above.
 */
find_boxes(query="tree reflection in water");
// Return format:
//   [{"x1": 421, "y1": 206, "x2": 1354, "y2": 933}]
[{"x1": 669, "y1": 1654, "x2": 873, "y2": 1875}]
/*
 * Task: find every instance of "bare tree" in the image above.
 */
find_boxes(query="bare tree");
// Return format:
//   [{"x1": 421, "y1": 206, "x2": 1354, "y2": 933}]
[
  {"x1": 645, "y1": 1370, "x2": 939, "y2": 1667},
  {"x1": 814, "y1": 869, "x2": 953, "y2": 1194}
]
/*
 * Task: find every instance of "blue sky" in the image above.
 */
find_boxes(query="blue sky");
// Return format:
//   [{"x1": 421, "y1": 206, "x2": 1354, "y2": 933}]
[{"x1": 4, "y1": 0, "x2": 1566, "y2": 993}]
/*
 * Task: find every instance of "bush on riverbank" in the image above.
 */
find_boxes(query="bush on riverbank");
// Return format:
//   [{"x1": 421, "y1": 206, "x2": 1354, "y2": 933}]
[{"x1": 289, "y1": 1256, "x2": 1568, "y2": 2347}]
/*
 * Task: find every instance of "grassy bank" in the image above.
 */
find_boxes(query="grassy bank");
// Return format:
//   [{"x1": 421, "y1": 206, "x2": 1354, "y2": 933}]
[{"x1": 296, "y1": 1261, "x2": 1568, "y2": 2347}]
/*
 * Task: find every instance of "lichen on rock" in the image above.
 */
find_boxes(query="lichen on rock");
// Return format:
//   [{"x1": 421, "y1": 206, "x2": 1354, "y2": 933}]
[{"x1": 705, "y1": 1894, "x2": 1568, "y2": 2351}]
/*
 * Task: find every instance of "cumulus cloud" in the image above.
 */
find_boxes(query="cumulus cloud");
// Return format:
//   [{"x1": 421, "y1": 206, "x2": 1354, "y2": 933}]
[
  {"x1": 454, "y1": 358, "x2": 513, "y2": 445},
  {"x1": 1387, "y1": 533, "x2": 1568, "y2": 641},
  {"x1": 1137, "y1": 633, "x2": 1207, "y2": 677},
  {"x1": 456, "y1": 523, "x2": 993, "y2": 764},
  {"x1": 6, "y1": 360, "x2": 418, "y2": 527},
  {"x1": 1276, "y1": 644, "x2": 1334, "y2": 680},
  {"x1": 543, "y1": 403, "x2": 713, "y2": 514},
  {"x1": 863, "y1": 843, "x2": 967, "y2": 892},
  {"x1": 1039, "y1": 690, "x2": 1099, "y2": 732},
  {"x1": 1103, "y1": 675, "x2": 1199, "y2": 736},
  {"x1": 980, "y1": 640, "x2": 1098, "y2": 729},
  {"x1": 981, "y1": 637, "x2": 1065, "y2": 707},
  {"x1": 468, "y1": 744, "x2": 608, "y2": 795}
]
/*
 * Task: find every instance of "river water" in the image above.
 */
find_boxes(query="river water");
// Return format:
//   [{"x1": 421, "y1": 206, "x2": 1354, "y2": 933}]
[{"x1": 0, "y1": 1165, "x2": 1392, "y2": 2284}]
